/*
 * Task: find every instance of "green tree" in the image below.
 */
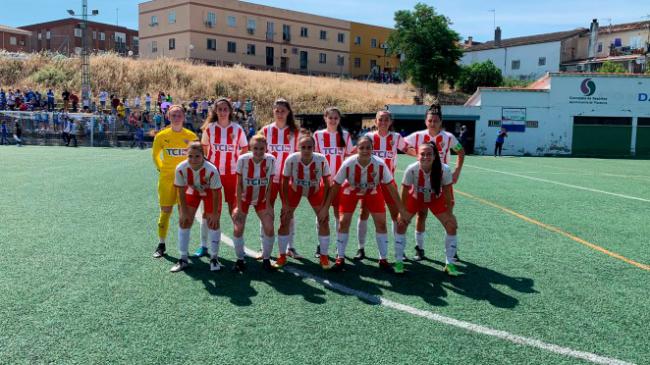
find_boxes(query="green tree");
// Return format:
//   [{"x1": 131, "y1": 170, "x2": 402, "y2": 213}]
[
  {"x1": 598, "y1": 61, "x2": 626, "y2": 73},
  {"x1": 387, "y1": 3, "x2": 463, "y2": 95},
  {"x1": 457, "y1": 61, "x2": 503, "y2": 94}
]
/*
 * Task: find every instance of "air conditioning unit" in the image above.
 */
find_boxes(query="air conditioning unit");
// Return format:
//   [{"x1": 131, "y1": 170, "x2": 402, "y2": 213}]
[{"x1": 205, "y1": 20, "x2": 214, "y2": 28}]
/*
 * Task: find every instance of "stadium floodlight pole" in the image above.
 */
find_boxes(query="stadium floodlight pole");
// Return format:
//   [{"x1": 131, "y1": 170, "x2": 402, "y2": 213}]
[{"x1": 67, "y1": 0, "x2": 99, "y2": 110}]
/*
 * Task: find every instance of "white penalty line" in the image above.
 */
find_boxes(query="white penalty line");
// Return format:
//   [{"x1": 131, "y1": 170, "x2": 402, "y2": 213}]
[
  {"x1": 464, "y1": 164, "x2": 650, "y2": 203},
  {"x1": 193, "y1": 207, "x2": 634, "y2": 365}
]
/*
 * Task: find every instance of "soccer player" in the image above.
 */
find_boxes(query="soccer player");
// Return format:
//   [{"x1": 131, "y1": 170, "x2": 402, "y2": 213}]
[
  {"x1": 318, "y1": 136, "x2": 407, "y2": 272},
  {"x1": 194, "y1": 98, "x2": 248, "y2": 258},
  {"x1": 355, "y1": 110, "x2": 414, "y2": 260},
  {"x1": 276, "y1": 134, "x2": 332, "y2": 269},
  {"x1": 170, "y1": 142, "x2": 223, "y2": 273},
  {"x1": 404, "y1": 103, "x2": 464, "y2": 261},
  {"x1": 394, "y1": 143, "x2": 459, "y2": 276},
  {"x1": 151, "y1": 105, "x2": 198, "y2": 258},
  {"x1": 259, "y1": 99, "x2": 301, "y2": 258},
  {"x1": 313, "y1": 107, "x2": 355, "y2": 257},
  {"x1": 232, "y1": 135, "x2": 277, "y2": 272}
]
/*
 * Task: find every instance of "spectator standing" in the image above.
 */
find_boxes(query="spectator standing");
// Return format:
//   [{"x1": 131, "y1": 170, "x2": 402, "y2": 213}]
[
  {"x1": 244, "y1": 97, "x2": 253, "y2": 117},
  {"x1": 189, "y1": 99, "x2": 198, "y2": 116},
  {"x1": 70, "y1": 93, "x2": 79, "y2": 112},
  {"x1": 145, "y1": 93, "x2": 152, "y2": 112},
  {"x1": 7, "y1": 90, "x2": 16, "y2": 110},
  {"x1": 0, "y1": 89, "x2": 6, "y2": 110},
  {"x1": 99, "y1": 90, "x2": 108, "y2": 110},
  {"x1": 495, "y1": 127, "x2": 508, "y2": 157},
  {"x1": 68, "y1": 119, "x2": 78, "y2": 147},
  {"x1": 157, "y1": 91, "x2": 165, "y2": 111},
  {"x1": 47, "y1": 89, "x2": 55, "y2": 111},
  {"x1": 233, "y1": 98, "x2": 242, "y2": 114},
  {"x1": 62, "y1": 90, "x2": 70, "y2": 111},
  {"x1": 111, "y1": 95, "x2": 120, "y2": 114},
  {"x1": 153, "y1": 111, "x2": 163, "y2": 131},
  {"x1": 200, "y1": 99, "x2": 209, "y2": 120},
  {"x1": 1, "y1": 120, "x2": 8, "y2": 144},
  {"x1": 134, "y1": 95, "x2": 141, "y2": 110},
  {"x1": 13, "y1": 121, "x2": 23, "y2": 146}
]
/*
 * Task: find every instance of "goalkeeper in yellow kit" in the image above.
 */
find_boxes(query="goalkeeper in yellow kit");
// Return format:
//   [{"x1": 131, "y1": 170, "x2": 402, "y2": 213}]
[{"x1": 152, "y1": 105, "x2": 198, "y2": 258}]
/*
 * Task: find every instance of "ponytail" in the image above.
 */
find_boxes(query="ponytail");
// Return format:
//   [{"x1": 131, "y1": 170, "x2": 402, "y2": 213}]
[{"x1": 428, "y1": 142, "x2": 443, "y2": 197}]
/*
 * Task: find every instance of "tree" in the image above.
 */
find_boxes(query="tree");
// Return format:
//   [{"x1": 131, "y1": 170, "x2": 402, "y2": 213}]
[
  {"x1": 457, "y1": 61, "x2": 503, "y2": 94},
  {"x1": 387, "y1": 3, "x2": 463, "y2": 95},
  {"x1": 598, "y1": 61, "x2": 626, "y2": 73}
]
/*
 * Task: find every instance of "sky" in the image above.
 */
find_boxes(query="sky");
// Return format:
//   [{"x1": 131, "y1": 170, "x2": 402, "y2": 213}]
[{"x1": 1, "y1": 0, "x2": 648, "y2": 42}]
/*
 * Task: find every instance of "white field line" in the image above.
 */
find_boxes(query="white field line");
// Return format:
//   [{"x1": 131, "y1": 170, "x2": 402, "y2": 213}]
[
  {"x1": 463, "y1": 164, "x2": 650, "y2": 203},
  {"x1": 194, "y1": 204, "x2": 634, "y2": 365}
]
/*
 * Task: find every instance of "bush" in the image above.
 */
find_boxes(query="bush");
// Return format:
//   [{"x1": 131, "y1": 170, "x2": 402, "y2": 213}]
[
  {"x1": 598, "y1": 61, "x2": 626, "y2": 73},
  {"x1": 502, "y1": 77, "x2": 530, "y2": 88},
  {"x1": 456, "y1": 61, "x2": 503, "y2": 94}
]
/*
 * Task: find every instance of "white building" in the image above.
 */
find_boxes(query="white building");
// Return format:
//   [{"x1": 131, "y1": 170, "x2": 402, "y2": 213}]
[{"x1": 461, "y1": 28, "x2": 587, "y2": 81}]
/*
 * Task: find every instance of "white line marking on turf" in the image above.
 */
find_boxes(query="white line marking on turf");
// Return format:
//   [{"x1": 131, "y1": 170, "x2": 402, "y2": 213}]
[
  {"x1": 192, "y1": 208, "x2": 634, "y2": 365},
  {"x1": 464, "y1": 164, "x2": 650, "y2": 203}
]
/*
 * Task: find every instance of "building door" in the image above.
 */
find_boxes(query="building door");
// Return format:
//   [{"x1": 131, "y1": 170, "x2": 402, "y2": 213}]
[
  {"x1": 300, "y1": 51, "x2": 308, "y2": 71},
  {"x1": 637, "y1": 118, "x2": 650, "y2": 157},
  {"x1": 266, "y1": 47, "x2": 274, "y2": 67},
  {"x1": 280, "y1": 57, "x2": 288, "y2": 72},
  {"x1": 572, "y1": 116, "x2": 632, "y2": 156}
]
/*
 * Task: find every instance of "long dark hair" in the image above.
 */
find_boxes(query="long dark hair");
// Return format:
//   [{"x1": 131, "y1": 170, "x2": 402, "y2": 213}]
[
  {"x1": 425, "y1": 142, "x2": 443, "y2": 197},
  {"x1": 324, "y1": 107, "x2": 345, "y2": 147},
  {"x1": 274, "y1": 98, "x2": 297, "y2": 133},
  {"x1": 202, "y1": 97, "x2": 232, "y2": 131}
]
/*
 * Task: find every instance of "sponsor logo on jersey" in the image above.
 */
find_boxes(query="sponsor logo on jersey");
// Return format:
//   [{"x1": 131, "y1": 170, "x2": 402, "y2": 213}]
[
  {"x1": 268, "y1": 144, "x2": 293, "y2": 153},
  {"x1": 357, "y1": 182, "x2": 377, "y2": 189},
  {"x1": 373, "y1": 151, "x2": 395, "y2": 159},
  {"x1": 245, "y1": 177, "x2": 270, "y2": 186},
  {"x1": 415, "y1": 187, "x2": 433, "y2": 193},
  {"x1": 294, "y1": 179, "x2": 316, "y2": 187},
  {"x1": 165, "y1": 148, "x2": 187, "y2": 157},
  {"x1": 321, "y1": 147, "x2": 344, "y2": 155},
  {"x1": 212, "y1": 144, "x2": 236, "y2": 152}
]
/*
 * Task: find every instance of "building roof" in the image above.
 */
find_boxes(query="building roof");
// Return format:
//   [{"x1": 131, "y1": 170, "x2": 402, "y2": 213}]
[
  {"x1": 465, "y1": 28, "x2": 588, "y2": 52},
  {"x1": 0, "y1": 24, "x2": 32, "y2": 36},
  {"x1": 19, "y1": 18, "x2": 137, "y2": 33},
  {"x1": 600, "y1": 20, "x2": 650, "y2": 33}
]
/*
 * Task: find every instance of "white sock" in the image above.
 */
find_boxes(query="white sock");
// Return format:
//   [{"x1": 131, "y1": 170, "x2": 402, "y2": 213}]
[
  {"x1": 415, "y1": 231, "x2": 425, "y2": 249},
  {"x1": 318, "y1": 235, "x2": 330, "y2": 256},
  {"x1": 336, "y1": 233, "x2": 349, "y2": 259},
  {"x1": 391, "y1": 220, "x2": 397, "y2": 236},
  {"x1": 395, "y1": 233, "x2": 406, "y2": 263},
  {"x1": 200, "y1": 218, "x2": 208, "y2": 248},
  {"x1": 234, "y1": 236, "x2": 245, "y2": 260},
  {"x1": 278, "y1": 234, "x2": 290, "y2": 256},
  {"x1": 376, "y1": 233, "x2": 388, "y2": 260},
  {"x1": 357, "y1": 218, "x2": 368, "y2": 249},
  {"x1": 259, "y1": 223, "x2": 264, "y2": 251},
  {"x1": 262, "y1": 234, "x2": 275, "y2": 259},
  {"x1": 288, "y1": 219, "x2": 295, "y2": 250},
  {"x1": 334, "y1": 217, "x2": 340, "y2": 233},
  {"x1": 445, "y1": 234, "x2": 458, "y2": 264},
  {"x1": 178, "y1": 228, "x2": 190, "y2": 258},
  {"x1": 208, "y1": 229, "x2": 221, "y2": 258}
]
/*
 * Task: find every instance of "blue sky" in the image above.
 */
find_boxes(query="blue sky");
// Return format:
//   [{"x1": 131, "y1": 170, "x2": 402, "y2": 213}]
[{"x1": 1, "y1": 0, "x2": 648, "y2": 42}]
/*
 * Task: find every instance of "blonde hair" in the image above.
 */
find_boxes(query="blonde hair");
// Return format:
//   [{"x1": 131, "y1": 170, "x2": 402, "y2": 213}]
[{"x1": 249, "y1": 134, "x2": 267, "y2": 146}]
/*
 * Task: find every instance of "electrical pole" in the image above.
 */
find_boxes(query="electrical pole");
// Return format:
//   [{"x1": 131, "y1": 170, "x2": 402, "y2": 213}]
[{"x1": 81, "y1": 0, "x2": 90, "y2": 107}]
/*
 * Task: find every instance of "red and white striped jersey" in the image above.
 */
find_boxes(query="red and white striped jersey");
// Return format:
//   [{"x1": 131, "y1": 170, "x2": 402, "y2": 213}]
[
  {"x1": 314, "y1": 129, "x2": 354, "y2": 179},
  {"x1": 402, "y1": 161, "x2": 452, "y2": 202},
  {"x1": 334, "y1": 155, "x2": 394, "y2": 196},
  {"x1": 366, "y1": 131, "x2": 408, "y2": 174},
  {"x1": 405, "y1": 130, "x2": 462, "y2": 164},
  {"x1": 236, "y1": 152, "x2": 276, "y2": 205},
  {"x1": 174, "y1": 160, "x2": 222, "y2": 196},
  {"x1": 282, "y1": 152, "x2": 331, "y2": 197},
  {"x1": 260, "y1": 123, "x2": 299, "y2": 183},
  {"x1": 201, "y1": 122, "x2": 248, "y2": 175}
]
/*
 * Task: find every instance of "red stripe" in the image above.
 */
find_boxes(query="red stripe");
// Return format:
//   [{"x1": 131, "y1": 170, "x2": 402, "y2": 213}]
[
  {"x1": 271, "y1": 126, "x2": 278, "y2": 152},
  {"x1": 258, "y1": 158, "x2": 267, "y2": 202},
  {"x1": 367, "y1": 163, "x2": 375, "y2": 194},
  {"x1": 245, "y1": 158, "x2": 254, "y2": 202},
  {"x1": 354, "y1": 164, "x2": 361, "y2": 194},
  {"x1": 199, "y1": 167, "x2": 206, "y2": 186},
  {"x1": 308, "y1": 161, "x2": 316, "y2": 196},
  {"x1": 373, "y1": 133, "x2": 380, "y2": 151},
  {"x1": 297, "y1": 160, "x2": 304, "y2": 196},
  {"x1": 187, "y1": 168, "x2": 194, "y2": 187},
  {"x1": 417, "y1": 169, "x2": 425, "y2": 202}
]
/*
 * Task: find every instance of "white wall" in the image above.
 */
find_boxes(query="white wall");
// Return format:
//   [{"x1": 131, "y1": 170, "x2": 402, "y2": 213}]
[{"x1": 461, "y1": 41, "x2": 561, "y2": 80}]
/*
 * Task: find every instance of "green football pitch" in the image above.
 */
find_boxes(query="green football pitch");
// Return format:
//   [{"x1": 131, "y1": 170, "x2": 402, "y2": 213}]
[{"x1": 1, "y1": 146, "x2": 648, "y2": 365}]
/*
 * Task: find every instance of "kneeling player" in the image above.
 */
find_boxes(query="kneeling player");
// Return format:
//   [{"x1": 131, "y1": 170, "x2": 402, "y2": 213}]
[
  {"x1": 232, "y1": 135, "x2": 277, "y2": 272},
  {"x1": 395, "y1": 143, "x2": 459, "y2": 276},
  {"x1": 276, "y1": 134, "x2": 332, "y2": 269},
  {"x1": 170, "y1": 142, "x2": 223, "y2": 273}
]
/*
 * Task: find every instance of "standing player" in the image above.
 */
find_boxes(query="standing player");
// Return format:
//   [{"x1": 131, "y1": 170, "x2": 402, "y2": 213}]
[
  {"x1": 170, "y1": 142, "x2": 223, "y2": 272},
  {"x1": 194, "y1": 98, "x2": 248, "y2": 258},
  {"x1": 404, "y1": 104, "x2": 464, "y2": 261},
  {"x1": 355, "y1": 110, "x2": 414, "y2": 260},
  {"x1": 151, "y1": 105, "x2": 198, "y2": 258},
  {"x1": 313, "y1": 107, "x2": 354, "y2": 257},
  {"x1": 232, "y1": 135, "x2": 277, "y2": 272},
  {"x1": 276, "y1": 134, "x2": 332, "y2": 269},
  {"x1": 394, "y1": 143, "x2": 459, "y2": 275},
  {"x1": 259, "y1": 99, "x2": 301, "y2": 258},
  {"x1": 318, "y1": 136, "x2": 407, "y2": 272}
]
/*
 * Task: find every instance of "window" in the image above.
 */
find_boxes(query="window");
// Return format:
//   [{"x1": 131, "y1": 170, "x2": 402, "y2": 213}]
[
  {"x1": 300, "y1": 27, "x2": 308, "y2": 38},
  {"x1": 337, "y1": 33, "x2": 345, "y2": 43},
  {"x1": 151, "y1": 41, "x2": 158, "y2": 53},
  {"x1": 228, "y1": 16, "x2": 236, "y2": 27},
  {"x1": 37, "y1": 32, "x2": 42, "y2": 40},
  {"x1": 319, "y1": 53, "x2": 327, "y2": 64},
  {"x1": 320, "y1": 30, "x2": 327, "y2": 40},
  {"x1": 300, "y1": 51, "x2": 308, "y2": 70},
  {"x1": 354, "y1": 36, "x2": 361, "y2": 45},
  {"x1": 9, "y1": 37, "x2": 17, "y2": 46},
  {"x1": 247, "y1": 19, "x2": 256, "y2": 34},
  {"x1": 354, "y1": 57, "x2": 361, "y2": 68},
  {"x1": 114, "y1": 32, "x2": 126, "y2": 43},
  {"x1": 206, "y1": 12, "x2": 216, "y2": 27},
  {"x1": 207, "y1": 38, "x2": 216, "y2": 50},
  {"x1": 74, "y1": 28, "x2": 82, "y2": 38},
  {"x1": 133, "y1": 37, "x2": 139, "y2": 48},
  {"x1": 538, "y1": 57, "x2": 546, "y2": 66},
  {"x1": 227, "y1": 41, "x2": 236, "y2": 53},
  {"x1": 46, "y1": 31, "x2": 51, "y2": 40},
  {"x1": 337, "y1": 55, "x2": 344, "y2": 66},
  {"x1": 511, "y1": 60, "x2": 520, "y2": 70},
  {"x1": 371, "y1": 38, "x2": 378, "y2": 48},
  {"x1": 92, "y1": 31, "x2": 96, "y2": 40},
  {"x1": 613, "y1": 38, "x2": 622, "y2": 47},
  {"x1": 488, "y1": 120, "x2": 501, "y2": 127},
  {"x1": 266, "y1": 22, "x2": 275, "y2": 41},
  {"x1": 282, "y1": 24, "x2": 291, "y2": 41},
  {"x1": 597, "y1": 42, "x2": 603, "y2": 53},
  {"x1": 168, "y1": 11, "x2": 176, "y2": 24},
  {"x1": 99, "y1": 32, "x2": 105, "y2": 41},
  {"x1": 150, "y1": 15, "x2": 158, "y2": 26},
  {"x1": 168, "y1": 38, "x2": 175, "y2": 50},
  {"x1": 247, "y1": 44, "x2": 256, "y2": 55},
  {"x1": 526, "y1": 121, "x2": 539, "y2": 128}
]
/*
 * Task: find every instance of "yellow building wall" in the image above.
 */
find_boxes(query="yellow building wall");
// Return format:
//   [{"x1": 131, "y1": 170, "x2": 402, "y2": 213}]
[{"x1": 349, "y1": 22, "x2": 400, "y2": 78}]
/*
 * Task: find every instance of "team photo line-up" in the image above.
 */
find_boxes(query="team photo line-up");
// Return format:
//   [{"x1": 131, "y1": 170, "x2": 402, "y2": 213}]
[{"x1": 151, "y1": 97, "x2": 465, "y2": 276}]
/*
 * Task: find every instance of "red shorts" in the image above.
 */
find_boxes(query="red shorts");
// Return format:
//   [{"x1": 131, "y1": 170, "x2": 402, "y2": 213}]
[
  {"x1": 221, "y1": 174, "x2": 237, "y2": 206},
  {"x1": 269, "y1": 181, "x2": 282, "y2": 206},
  {"x1": 380, "y1": 181, "x2": 398, "y2": 205},
  {"x1": 286, "y1": 186, "x2": 325, "y2": 208},
  {"x1": 240, "y1": 199, "x2": 268, "y2": 214},
  {"x1": 185, "y1": 189, "x2": 222, "y2": 214},
  {"x1": 405, "y1": 193, "x2": 447, "y2": 215},
  {"x1": 339, "y1": 192, "x2": 386, "y2": 214}
]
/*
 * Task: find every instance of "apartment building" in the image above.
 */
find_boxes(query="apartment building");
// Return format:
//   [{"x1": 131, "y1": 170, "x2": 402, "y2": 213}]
[
  {"x1": 0, "y1": 25, "x2": 32, "y2": 53},
  {"x1": 349, "y1": 22, "x2": 399, "y2": 78}
]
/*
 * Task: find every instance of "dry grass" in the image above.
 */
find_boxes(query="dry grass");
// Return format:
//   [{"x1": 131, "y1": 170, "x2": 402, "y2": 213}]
[{"x1": 0, "y1": 52, "x2": 421, "y2": 120}]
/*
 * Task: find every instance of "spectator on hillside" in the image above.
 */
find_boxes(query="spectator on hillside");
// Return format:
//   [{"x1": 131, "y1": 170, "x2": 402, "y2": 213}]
[
  {"x1": 47, "y1": 89, "x2": 55, "y2": 111},
  {"x1": 157, "y1": 91, "x2": 165, "y2": 111},
  {"x1": 153, "y1": 111, "x2": 163, "y2": 131},
  {"x1": 111, "y1": 94, "x2": 120, "y2": 114},
  {"x1": 70, "y1": 93, "x2": 79, "y2": 112},
  {"x1": 62, "y1": 89, "x2": 70, "y2": 111},
  {"x1": 99, "y1": 90, "x2": 108, "y2": 110},
  {"x1": 13, "y1": 121, "x2": 23, "y2": 147},
  {"x1": 7, "y1": 90, "x2": 16, "y2": 110},
  {"x1": 233, "y1": 98, "x2": 242, "y2": 114},
  {"x1": 244, "y1": 97, "x2": 253, "y2": 116},
  {"x1": 134, "y1": 95, "x2": 141, "y2": 110},
  {"x1": 68, "y1": 119, "x2": 78, "y2": 147},
  {"x1": 495, "y1": 127, "x2": 508, "y2": 157},
  {"x1": 132, "y1": 123, "x2": 145, "y2": 149},
  {"x1": 145, "y1": 93, "x2": 152, "y2": 112},
  {"x1": 184, "y1": 109, "x2": 195, "y2": 131},
  {"x1": 200, "y1": 99, "x2": 209, "y2": 119},
  {"x1": 1, "y1": 120, "x2": 8, "y2": 144},
  {"x1": 0, "y1": 89, "x2": 6, "y2": 110},
  {"x1": 189, "y1": 99, "x2": 198, "y2": 116}
]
